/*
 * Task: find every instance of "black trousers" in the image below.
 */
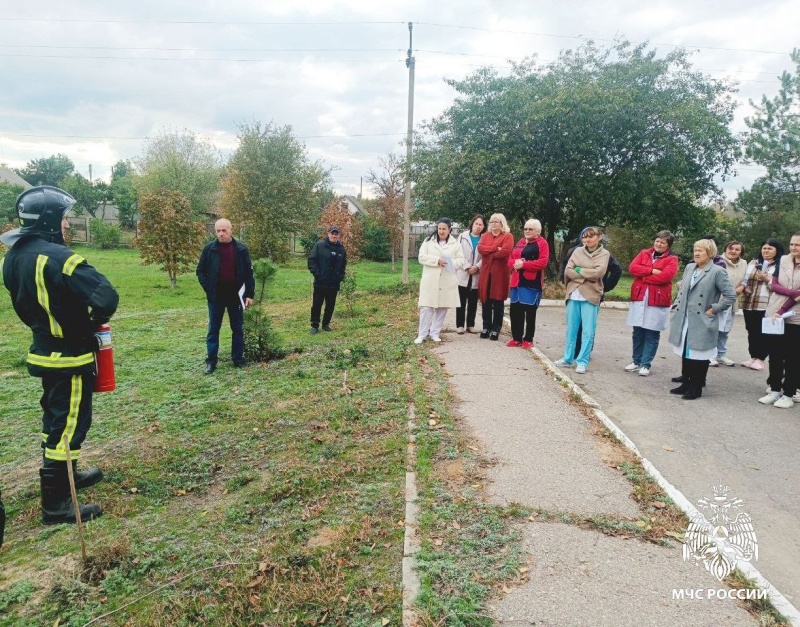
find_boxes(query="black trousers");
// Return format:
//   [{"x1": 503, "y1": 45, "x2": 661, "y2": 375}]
[
  {"x1": 509, "y1": 302, "x2": 538, "y2": 342},
  {"x1": 40, "y1": 372, "x2": 94, "y2": 463},
  {"x1": 456, "y1": 285, "x2": 478, "y2": 329},
  {"x1": 742, "y1": 309, "x2": 769, "y2": 360},
  {"x1": 481, "y1": 299, "x2": 505, "y2": 332},
  {"x1": 766, "y1": 323, "x2": 800, "y2": 396},
  {"x1": 311, "y1": 286, "x2": 339, "y2": 328}
]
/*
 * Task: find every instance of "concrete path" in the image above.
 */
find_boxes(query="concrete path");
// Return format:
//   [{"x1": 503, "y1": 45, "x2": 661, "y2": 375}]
[
  {"x1": 533, "y1": 305, "x2": 800, "y2": 608},
  {"x1": 430, "y1": 309, "x2": 761, "y2": 626}
]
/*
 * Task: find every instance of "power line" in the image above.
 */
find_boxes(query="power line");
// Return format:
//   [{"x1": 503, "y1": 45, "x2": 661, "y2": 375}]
[
  {"x1": 0, "y1": 132, "x2": 405, "y2": 140},
  {"x1": 0, "y1": 44, "x2": 402, "y2": 53},
  {"x1": 0, "y1": 17, "x2": 404, "y2": 25},
  {"x1": 0, "y1": 53, "x2": 403, "y2": 63},
  {"x1": 414, "y1": 21, "x2": 794, "y2": 56},
  {"x1": 1, "y1": 15, "x2": 792, "y2": 56}
]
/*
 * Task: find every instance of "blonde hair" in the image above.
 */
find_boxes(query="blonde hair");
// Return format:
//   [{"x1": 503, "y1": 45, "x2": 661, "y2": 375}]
[
  {"x1": 524, "y1": 219, "x2": 542, "y2": 234},
  {"x1": 694, "y1": 239, "x2": 718, "y2": 259},
  {"x1": 488, "y1": 213, "x2": 510, "y2": 233}
]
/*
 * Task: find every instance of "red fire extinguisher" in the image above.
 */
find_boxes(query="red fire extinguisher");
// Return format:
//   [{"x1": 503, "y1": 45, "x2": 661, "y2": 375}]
[{"x1": 94, "y1": 323, "x2": 116, "y2": 393}]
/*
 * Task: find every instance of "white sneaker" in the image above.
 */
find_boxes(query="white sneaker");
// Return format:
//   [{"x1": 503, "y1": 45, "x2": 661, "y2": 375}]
[
  {"x1": 553, "y1": 359, "x2": 572, "y2": 367},
  {"x1": 709, "y1": 358, "x2": 719, "y2": 367},
  {"x1": 414, "y1": 336, "x2": 425, "y2": 345},
  {"x1": 638, "y1": 367, "x2": 650, "y2": 376},
  {"x1": 718, "y1": 356, "x2": 735, "y2": 367},
  {"x1": 456, "y1": 327, "x2": 465, "y2": 334},
  {"x1": 794, "y1": 393, "x2": 800, "y2": 403},
  {"x1": 431, "y1": 336, "x2": 442, "y2": 343},
  {"x1": 575, "y1": 364, "x2": 587, "y2": 374},
  {"x1": 759, "y1": 391, "x2": 782, "y2": 405},
  {"x1": 624, "y1": 362, "x2": 639, "y2": 372},
  {"x1": 774, "y1": 395, "x2": 794, "y2": 409}
]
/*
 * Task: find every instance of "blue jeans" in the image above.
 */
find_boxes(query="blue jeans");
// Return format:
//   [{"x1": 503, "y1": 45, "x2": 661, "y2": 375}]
[
  {"x1": 631, "y1": 326, "x2": 661, "y2": 369},
  {"x1": 206, "y1": 293, "x2": 244, "y2": 365},
  {"x1": 562, "y1": 300, "x2": 599, "y2": 366},
  {"x1": 717, "y1": 330, "x2": 729, "y2": 358}
]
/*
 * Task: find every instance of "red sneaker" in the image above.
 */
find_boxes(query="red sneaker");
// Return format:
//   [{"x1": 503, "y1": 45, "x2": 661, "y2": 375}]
[
  {"x1": 521, "y1": 341, "x2": 534, "y2": 349},
  {"x1": 506, "y1": 340, "x2": 522, "y2": 347}
]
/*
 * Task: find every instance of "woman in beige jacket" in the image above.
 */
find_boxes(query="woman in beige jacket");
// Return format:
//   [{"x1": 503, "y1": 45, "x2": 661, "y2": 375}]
[{"x1": 554, "y1": 226, "x2": 610, "y2": 374}]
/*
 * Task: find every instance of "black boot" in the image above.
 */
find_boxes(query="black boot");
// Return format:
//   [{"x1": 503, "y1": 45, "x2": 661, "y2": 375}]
[
  {"x1": 670, "y1": 383, "x2": 689, "y2": 394},
  {"x1": 43, "y1": 458, "x2": 103, "y2": 491},
  {"x1": 72, "y1": 462, "x2": 103, "y2": 490},
  {"x1": 671, "y1": 375, "x2": 684, "y2": 383},
  {"x1": 682, "y1": 386, "x2": 702, "y2": 400},
  {"x1": 40, "y1": 467, "x2": 102, "y2": 525},
  {"x1": 0, "y1": 488, "x2": 6, "y2": 548}
]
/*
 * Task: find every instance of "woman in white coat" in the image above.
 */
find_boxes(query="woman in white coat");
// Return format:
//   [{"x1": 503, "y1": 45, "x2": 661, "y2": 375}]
[{"x1": 415, "y1": 218, "x2": 466, "y2": 344}]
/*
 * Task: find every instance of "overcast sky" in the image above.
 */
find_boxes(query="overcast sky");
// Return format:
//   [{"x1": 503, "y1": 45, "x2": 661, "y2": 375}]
[{"x1": 0, "y1": 1, "x2": 797, "y2": 200}]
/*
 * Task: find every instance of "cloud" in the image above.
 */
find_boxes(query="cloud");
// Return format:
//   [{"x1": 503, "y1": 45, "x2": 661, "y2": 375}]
[{"x1": 1, "y1": 0, "x2": 797, "y2": 200}]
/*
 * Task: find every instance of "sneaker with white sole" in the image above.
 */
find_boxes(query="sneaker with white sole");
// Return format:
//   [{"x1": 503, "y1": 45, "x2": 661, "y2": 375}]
[
  {"x1": 774, "y1": 395, "x2": 794, "y2": 409},
  {"x1": 624, "y1": 362, "x2": 639, "y2": 372},
  {"x1": 575, "y1": 364, "x2": 587, "y2": 374},
  {"x1": 759, "y1": 391, "x2": 782, "y2": 405},
  {"x1": 794, "y1": 393, "x2": 800, "y2": 403},
  {"x1": 553, "y1": 359, "x2": 573, "y2": 367},
  {"x1": 741, "y1": 358, "x2": 755, "y2": 368},
  {"x1": 431, "y1": 336, "x2": 442, "y2": 343},
  {"x1": 709, "y1": 358, "x2": 719, "y2": 367},
  {"x1": 718, "y1": 356, "x2": 735, "y2": 366},
  {"x1": 456, "y1": 327, "x2": 465, "y2": 334},
  {"x1": 414, "y1": 336, "x2": 425, "y2": 345},
  {"x1": 638, "y1": 367, "x2": 650, "y2": 376}
]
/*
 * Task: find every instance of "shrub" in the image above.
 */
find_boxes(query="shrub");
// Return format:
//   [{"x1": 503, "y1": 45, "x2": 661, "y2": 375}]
[
  {"x1": 339, "y1": 268, "x2": 357, "y2": 317},
  {"x1": 361, "y1": 218, "x2": 391, "y2": 261},
  {"x1": 243, "y1": 258, "x2": 285, "y2": 362},
  {"x1": 89, "y1": 218, "x2": 122, "y2": 249}
]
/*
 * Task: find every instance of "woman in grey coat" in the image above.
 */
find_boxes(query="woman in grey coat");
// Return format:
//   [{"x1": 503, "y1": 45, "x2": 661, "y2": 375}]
[{"x1": 668, "y1": 239, "x2": 736, "y2": 400}]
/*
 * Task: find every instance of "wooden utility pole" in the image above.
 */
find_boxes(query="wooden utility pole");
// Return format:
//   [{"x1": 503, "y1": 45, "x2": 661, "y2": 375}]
[{"x1": 401, "y1": 22, "x2": 415, "y2": 284}]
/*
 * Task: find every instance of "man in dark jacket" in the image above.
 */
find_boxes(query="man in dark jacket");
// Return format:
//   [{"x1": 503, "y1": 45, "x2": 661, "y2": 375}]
[
  {"x1": 1, "y1": 186, "x2": 119, "y2": 528},
  {"x1": 196, "y1": 219, "x2": 255, "y2": 374},
  {"x1": 307, "y1": 226, "x2": 347, "y2": 334}
]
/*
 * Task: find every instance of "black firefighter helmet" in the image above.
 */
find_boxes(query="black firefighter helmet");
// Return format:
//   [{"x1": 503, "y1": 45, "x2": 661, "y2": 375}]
[{"x1": 1, "y1": 186, "x2": 76, "y2": 246}]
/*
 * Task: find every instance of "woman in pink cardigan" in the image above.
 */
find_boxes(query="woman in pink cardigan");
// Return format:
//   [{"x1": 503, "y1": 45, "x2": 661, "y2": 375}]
[{"x1": 506, "y1": 218, "x2": 549, "y2": 348}]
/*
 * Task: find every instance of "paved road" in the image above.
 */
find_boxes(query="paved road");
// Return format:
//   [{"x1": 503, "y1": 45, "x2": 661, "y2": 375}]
[{"x1": 531, "y1": 304, "x2": 800, "y2": 607}]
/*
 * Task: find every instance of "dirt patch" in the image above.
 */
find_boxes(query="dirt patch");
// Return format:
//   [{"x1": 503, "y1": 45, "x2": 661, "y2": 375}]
[{"x1": 306, "y1": 526, "x2": 344, "y2": 549}]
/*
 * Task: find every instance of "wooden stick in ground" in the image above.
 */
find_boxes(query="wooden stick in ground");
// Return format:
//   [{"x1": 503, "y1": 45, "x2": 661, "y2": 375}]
[{"x1": 62, "y1": 434, "x2": 87, "y2": 563}]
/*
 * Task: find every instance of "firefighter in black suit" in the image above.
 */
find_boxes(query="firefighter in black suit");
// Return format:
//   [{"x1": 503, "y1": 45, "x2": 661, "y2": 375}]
[{"x1": 1, "y1": 186, "x2": 119, "y2": 531}]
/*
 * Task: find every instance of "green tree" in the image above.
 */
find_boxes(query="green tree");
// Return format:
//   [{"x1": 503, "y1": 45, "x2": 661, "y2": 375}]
[
  {"x1": 414, "y1": 41, "x2": 739, "y2": 270},
  {"x1": 135, "y1": 129, "x2": 221, "y2": 217},
  {"x1": 14, "y1": 154, "x2": 75, "y2": 187},
  {"x1": 0, "y1": 181, "x2": 24, "y2": 226},
  {"x1": 136, "y1": 190, "x2": 206, "y2": 288},
  {"x1": 739, "y1": 48, "x2": 800, "y2": 215},
  {"x1": 366, "y1": 153, "x2": 405, "y2": 268},
  {"x1": 218, "y1": 121, "x2": 331, "y2": 262},
  {"x1": 109, "y1": 160, "x2": 138, "y2": 227},
  {"x1": 59, "y1": 173, "x2": 110, "y2": 218}
]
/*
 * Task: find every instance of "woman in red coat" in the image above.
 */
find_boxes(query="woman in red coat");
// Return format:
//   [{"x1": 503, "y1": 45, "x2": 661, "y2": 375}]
[
  {"x1": 624, "y1": 230, "x2": 679, "y2": 376},
  {"x1": 477, "y1": 213, "x2": 514, "y2": 340}
]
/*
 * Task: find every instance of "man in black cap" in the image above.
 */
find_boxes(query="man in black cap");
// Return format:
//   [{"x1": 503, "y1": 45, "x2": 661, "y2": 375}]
[
  {"x1": 307, "y1": 226, "x2": 347, "y2": 334},
  {"x1": 1, "y1": 185, "x2": 118, "y2": 528}
]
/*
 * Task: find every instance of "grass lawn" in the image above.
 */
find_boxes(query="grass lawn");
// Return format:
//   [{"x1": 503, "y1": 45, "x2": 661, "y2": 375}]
[{"x1": 0, "y1": 248, "x2": 522, "y2": 626}]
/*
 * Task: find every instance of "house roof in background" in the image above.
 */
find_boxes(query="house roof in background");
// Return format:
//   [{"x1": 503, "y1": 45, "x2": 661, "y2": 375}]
[{"x1": 0, "y1": 166, "x2": 32, "y2": 189}]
